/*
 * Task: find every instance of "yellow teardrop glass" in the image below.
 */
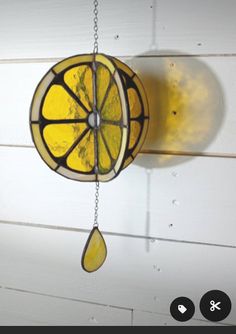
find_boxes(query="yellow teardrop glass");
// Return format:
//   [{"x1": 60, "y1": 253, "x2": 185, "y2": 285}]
[{"x1": 82, "y1": 227, "x2": 107, "y2": 273}]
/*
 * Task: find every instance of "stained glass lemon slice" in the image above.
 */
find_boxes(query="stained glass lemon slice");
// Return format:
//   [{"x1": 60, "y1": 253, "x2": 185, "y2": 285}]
[{"x1": 30, "y1": 54, "x2": 149, "y2": 182}]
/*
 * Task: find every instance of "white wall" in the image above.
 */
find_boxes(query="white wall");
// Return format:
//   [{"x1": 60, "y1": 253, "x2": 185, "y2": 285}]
[{"x1": 0, "y1": 0, "x2": 236, "y2": 326}]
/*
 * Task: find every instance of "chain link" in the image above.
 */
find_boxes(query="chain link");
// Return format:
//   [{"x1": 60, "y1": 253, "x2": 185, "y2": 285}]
[
  {"x1": 93, "y1": 181, "x2": 100, "y2": 227},
  {"x1": 93, "y1": 0, "x2": 99, "y2": 53}
]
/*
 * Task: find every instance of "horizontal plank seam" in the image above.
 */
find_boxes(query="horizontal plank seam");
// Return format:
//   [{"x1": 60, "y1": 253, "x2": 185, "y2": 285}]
[
  {"x1": 0, "y1": 285, "x2": 233, "y2": 326},
  {"x1": 1, "y1": 144, "x2": 236, "y2": 159},
  {"x1": 1, "y1": 53, "x2": 236, "y2": 64},
  {"x1": 0, "y1": 220, "x2": 235, "y2": 249},
  {"x1": 140, "y1": 150, "x2": 236, "y2": 159},
  {"x1": 0, "y1": 144, "x2": 34, "y2": 149},
  {"x1": 0, "y1": 285, "x2": 132, "y2": 313}
]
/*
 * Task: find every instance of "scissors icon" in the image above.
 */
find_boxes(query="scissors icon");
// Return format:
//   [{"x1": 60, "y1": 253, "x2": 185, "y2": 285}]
[{"x1": 210, "y1": 300, "x2": 221, "y2": 312}]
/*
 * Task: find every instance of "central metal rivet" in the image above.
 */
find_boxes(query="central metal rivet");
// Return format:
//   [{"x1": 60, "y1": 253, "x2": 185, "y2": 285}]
[{"x1": 88, "y1": 112, "x2": 100, "y2": 128}]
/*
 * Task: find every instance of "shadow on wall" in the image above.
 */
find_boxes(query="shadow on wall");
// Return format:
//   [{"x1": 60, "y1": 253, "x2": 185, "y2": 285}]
[
  {"x1": 125, "y1": 50, "x2": 225, "y2": 250},
  {"x1": 127, "y1": 50, "x2": 225, "y2": 169}
]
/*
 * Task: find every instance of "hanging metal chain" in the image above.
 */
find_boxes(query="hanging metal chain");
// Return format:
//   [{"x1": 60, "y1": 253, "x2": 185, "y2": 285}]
[
  {"x1": 92, "y1": 1, "x2": 99, "y2": 227},
  {"x1": 93, "y1": 181, "x2": 100, "y2": 227},
  {"x1": 93, "y1": 0, "x2": 99, "y2": 53}
]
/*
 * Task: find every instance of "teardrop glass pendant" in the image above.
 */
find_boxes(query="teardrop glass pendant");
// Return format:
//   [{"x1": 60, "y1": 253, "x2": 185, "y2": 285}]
[{"x1": 81, "y1": 227, "x2": 107, "y2": 273}]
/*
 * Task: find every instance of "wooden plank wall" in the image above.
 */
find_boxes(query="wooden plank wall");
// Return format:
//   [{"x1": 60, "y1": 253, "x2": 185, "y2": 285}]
[{"x1": 0, "y1": 0, "x2": 235, "y2": 326}]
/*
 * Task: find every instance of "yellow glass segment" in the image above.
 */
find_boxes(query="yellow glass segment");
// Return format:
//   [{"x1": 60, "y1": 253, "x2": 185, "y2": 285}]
[
  {"x1": 43, "y1": 123, "x2": 87, "y2": 158},
  {"x1": 95, "y1": 54, "x2": 115, "y2": 75},
  {"x1": 82, "y1": 228, "x2": 107, "y2": 273},
  {"x1": 128, "y1": 88, "x2": 142, "y2": 118},
  {"x1": 98, "y1": 132, "x2": 111, "y2": 173},
  {"x1": 96, "y1": 64, "x2": 111, "y2": 109},
  {"x1": 67, "y1": 130, "x2": 94, "y2": 172},
  {"x1": 101, "y1": 124, "x2": 121, "y2": 160},
  {"x1": 132, "y1": 119, "x2": 149, "y2": 158},
  {"x1": 32, "y1": 124, "x2": 58, "y2": 170},
  {"x1": 101, "y1": 83, "x2": 122, "y2": 121},
  {"x1": 43, "y1": 85, "x2": 87, "y2": 120},
  {"x1": 129, "y1": 121, "x2": 141, "y2": 150},
  {"x1": 53, "y1": 55, "x2": 93, "y2": 74},
  {"x1": 133, "y1": 76, "x2": 149, "y2": 117},
  {"x1": 64, "y1": 65, "x2": 93, "y2": 111}
]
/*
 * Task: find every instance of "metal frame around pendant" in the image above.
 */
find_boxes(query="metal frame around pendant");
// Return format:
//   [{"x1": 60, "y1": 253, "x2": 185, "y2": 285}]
[{"x1": 81, "y1": 226, "x2": 107, "y2": 273}]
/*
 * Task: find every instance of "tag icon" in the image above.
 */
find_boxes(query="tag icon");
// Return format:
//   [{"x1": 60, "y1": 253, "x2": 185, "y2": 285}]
[
  {"x1": 178, "y1": 305, "x2": 187, "y2": 314},
  {"x1": 170, "y1": 297, "x2": 195, "y2": 322}
]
